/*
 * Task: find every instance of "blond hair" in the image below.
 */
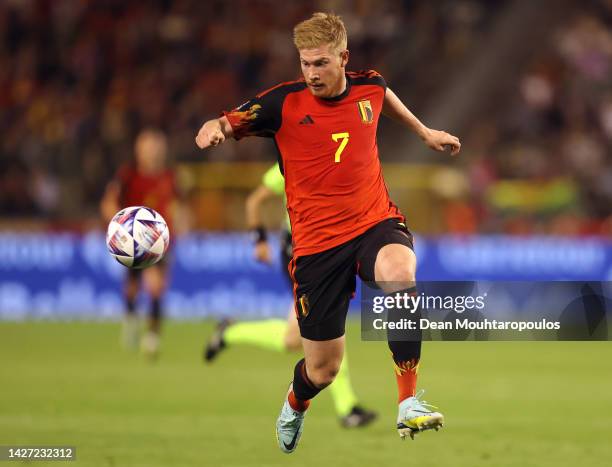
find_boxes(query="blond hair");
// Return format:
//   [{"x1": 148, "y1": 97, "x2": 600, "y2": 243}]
[{"x1": 293, "y1": 12, "x2": 347, "y2": 53}]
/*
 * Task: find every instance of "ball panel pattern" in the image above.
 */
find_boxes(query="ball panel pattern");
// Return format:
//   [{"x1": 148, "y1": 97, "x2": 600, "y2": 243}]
[{"x1": 106, "y1": 206, "x2": 170, "y2": 269}]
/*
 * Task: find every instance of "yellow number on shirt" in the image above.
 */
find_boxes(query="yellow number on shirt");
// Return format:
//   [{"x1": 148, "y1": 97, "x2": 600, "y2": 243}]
[{"x1": 332, "y1": 132, "x2": 350, "y2": 163}]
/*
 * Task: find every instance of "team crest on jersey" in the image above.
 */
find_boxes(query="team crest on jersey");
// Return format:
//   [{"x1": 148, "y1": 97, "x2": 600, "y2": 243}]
[{"x1": 357, "y1": 99, "x2": 374, "y2": 124}]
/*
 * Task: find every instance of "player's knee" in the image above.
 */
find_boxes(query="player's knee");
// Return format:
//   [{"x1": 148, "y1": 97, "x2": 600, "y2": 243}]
[
  {"x1": 125, "y1": 282, "x2": 139, "y2": 300},
  {"x1": 378, "y1": 258, "x2": 415, "y2": 284},
  {"x1": 375, "y1": 245, "x2": 416, "y2": 285},
  {"x1": 144, "y1": 268, "x2": 167, "y2": 296},
  {"x1": 148, "y1": 279, "x2": 166, "y2": 297},
  {"x1": 149, "y1": 287, "x2": 164, "y2": 300},
  {"x1": 308, "y1": 362, "x2": 340, "y2": 388}
]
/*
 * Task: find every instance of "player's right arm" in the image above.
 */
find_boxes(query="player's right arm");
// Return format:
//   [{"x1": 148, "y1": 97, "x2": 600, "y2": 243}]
[
  {"x1": 195, "y1": 84, "x2": 287, "y2": 150},
  {"x1": 100, "y1": 180, "x2": 121, "y2": 223},
  {"x1": 195, "y1": 116, "x2": 234, "y2": 149},
  {"x1": 101, "y1": 165, "x2": 130, "y2": 222}
]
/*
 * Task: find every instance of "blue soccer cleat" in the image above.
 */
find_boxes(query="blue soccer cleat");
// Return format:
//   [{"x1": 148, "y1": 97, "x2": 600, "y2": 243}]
[
  {"x1": 276, "y1": 398, "x2": 306, "y2": 453},
  {"x1": 397, "y1": 389, "x2": 444, "y2": 440}
]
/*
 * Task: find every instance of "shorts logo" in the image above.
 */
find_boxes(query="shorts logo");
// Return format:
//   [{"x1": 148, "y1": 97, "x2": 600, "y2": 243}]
[
  {"x1": 298, "y1": 294, "x2": 310, "y2": 317},
  {"x1": 357, "y1": 100, "x2": 373, "y2": 124}
]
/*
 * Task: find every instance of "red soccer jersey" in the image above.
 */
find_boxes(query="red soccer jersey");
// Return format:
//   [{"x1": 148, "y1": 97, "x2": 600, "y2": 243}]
[
  {"x1": 115, "y1": 164, "x2": 176, "y2": 230},
  {"x1": 224, "y1": 70, "x2": 403, "y2": 257}
]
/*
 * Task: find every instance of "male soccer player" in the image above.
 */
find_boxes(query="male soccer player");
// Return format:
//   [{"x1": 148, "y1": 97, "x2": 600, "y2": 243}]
[
  {"x1": 205, "y1": 162, "x2": 377, "y2": 428},
  {"x1": 101, "y1": 128, "x2": 178, "y2": 358},
  {"x1": 195, "y1": 12, "x2": 460, "y2": 453}
]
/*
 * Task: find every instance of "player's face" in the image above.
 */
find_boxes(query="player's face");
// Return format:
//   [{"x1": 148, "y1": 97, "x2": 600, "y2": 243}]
[
  {"x1": 135, "y1": 132, "x2": 167, "y2": 175},
  {"x1": 299, "y1": 44, "x2": 349, "y2": 98}
]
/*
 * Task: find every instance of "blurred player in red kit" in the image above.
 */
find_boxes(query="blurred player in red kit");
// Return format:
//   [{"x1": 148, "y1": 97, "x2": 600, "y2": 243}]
[{"x1": 101, "y1": 128, "x2": 179, "y2": 358}]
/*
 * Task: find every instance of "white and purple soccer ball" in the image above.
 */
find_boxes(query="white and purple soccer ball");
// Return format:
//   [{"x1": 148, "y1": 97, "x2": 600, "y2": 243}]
[{"x1": 106, "y1": 206, "x2": 170, "y2": 269}]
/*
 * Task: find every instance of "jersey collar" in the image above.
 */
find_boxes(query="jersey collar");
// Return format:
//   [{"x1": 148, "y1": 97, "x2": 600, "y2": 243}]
[{"x1": 319, "y1": 74, "x2": 352, "y2": 103}]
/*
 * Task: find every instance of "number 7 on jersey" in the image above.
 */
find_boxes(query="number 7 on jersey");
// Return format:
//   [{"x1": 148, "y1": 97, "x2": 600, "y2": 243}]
[{"x1": 332, "y1": 132, "x2": 349, "y2": 163}]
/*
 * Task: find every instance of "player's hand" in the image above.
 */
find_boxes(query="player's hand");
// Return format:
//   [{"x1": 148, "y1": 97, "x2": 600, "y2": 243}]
[
  {"x1": 195, "y1": 119, "x2": 225, "y2": 149},
  {"x1": 422, "y1": 128, "x2": 461, "y2": 156},
  {"x1": 254, "y1": 241, "x2": 272, "y2": 264}
]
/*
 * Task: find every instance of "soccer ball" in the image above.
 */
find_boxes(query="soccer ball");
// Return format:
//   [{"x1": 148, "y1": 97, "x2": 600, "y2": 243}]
[{"x1": 106, "y1": 206, "x2": 170, "y2": 269}]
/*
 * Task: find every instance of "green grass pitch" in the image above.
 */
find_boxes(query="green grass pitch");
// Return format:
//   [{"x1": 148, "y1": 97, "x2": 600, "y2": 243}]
[{"x1": 1, "y1": 321, "x2": 611, "y2": 466}]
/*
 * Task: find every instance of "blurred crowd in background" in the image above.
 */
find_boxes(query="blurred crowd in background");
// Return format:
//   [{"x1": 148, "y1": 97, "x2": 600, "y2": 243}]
[
  {"x1": 0, "y1": 0, "x2": 610, "y2": 236},
  {"x1": 458, "y1": 0, "x2": 612, "y2": 236}
]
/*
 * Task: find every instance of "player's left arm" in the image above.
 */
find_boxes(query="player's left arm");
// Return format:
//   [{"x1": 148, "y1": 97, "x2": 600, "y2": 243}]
[{"x1": 382, "y1": 88, "x2": 461, "y2": 156}]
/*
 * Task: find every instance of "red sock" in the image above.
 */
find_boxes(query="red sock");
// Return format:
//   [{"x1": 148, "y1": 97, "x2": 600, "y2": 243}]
[
  {"x1": 394, "y1": 358, "x2": 419, "y2": 403},
  {"x1": 288, "y1": 390, "x2": 311, "y2": 412}
]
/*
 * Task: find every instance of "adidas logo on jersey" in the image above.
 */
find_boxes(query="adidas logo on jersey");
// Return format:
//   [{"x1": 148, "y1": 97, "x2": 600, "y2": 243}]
[{"x1": 299, "y1": 115, "x2": 315, "y2": 124}]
